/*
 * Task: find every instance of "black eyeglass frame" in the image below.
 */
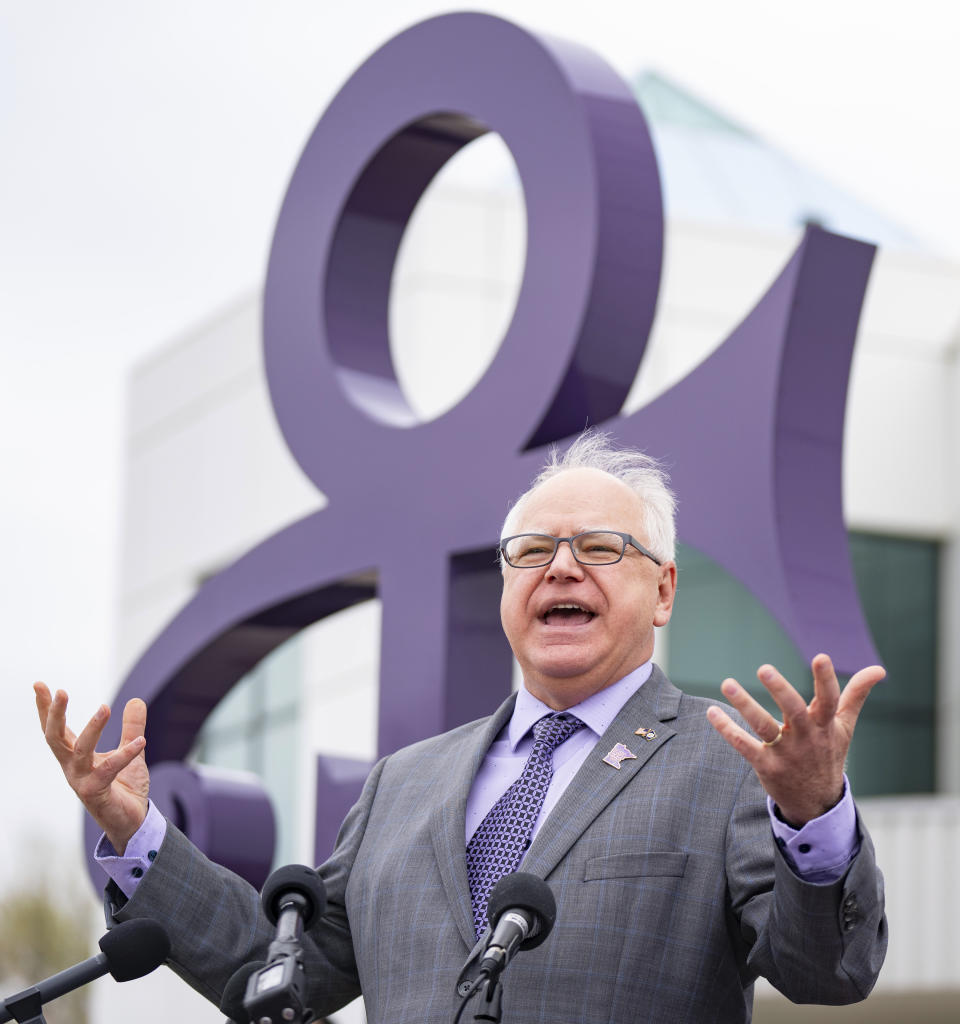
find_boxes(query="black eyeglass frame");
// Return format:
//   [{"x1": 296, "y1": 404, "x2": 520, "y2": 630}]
[{"x1": 499, "y1": 531, "x2": 663, "y2": 568}]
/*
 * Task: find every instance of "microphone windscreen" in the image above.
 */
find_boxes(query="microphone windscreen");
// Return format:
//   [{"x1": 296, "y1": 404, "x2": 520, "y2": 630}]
[
  {"x1": 219, "y1": 960, "x2": 266, "y2": 1023},
  {"x1": 487, "y1": 872, "x2": 556, "y2": 950},
  {"x1": 260, "y1": 864, "x2": 327, "y2": 928},
  {"x1": 99, "y1": 918, "x2": 171, "y2": 982}
]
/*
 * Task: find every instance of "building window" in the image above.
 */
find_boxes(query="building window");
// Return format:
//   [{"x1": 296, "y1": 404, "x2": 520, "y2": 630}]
[
  {"x1": 666, "y1": 533, "x2": 938, "y2": 796},
  {"x1": 191, "y1": 639, "x2": 302, "y2": 868},
  {"x1": 845, "y1": 532, "x2": 937, "y2": 795}
]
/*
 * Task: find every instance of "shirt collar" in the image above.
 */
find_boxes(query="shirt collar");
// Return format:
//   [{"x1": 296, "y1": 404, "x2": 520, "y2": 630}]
[{"x1": 508, "y1": 661, "x2": 654, "y2": 751}]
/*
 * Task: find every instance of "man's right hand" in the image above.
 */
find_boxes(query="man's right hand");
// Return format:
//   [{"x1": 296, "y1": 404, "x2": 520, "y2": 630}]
[{"x1": 34, "y1": 683, "x2": 150, "y2": 854}]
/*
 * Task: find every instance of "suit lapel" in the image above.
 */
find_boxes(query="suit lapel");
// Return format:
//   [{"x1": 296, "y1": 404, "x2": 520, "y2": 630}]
[
  {"x1": 430, "y1": 693, "x2": 518, "y2": 950},
  {"x1": 522, "y1": 666, "x2": 681, "y2": 880}
]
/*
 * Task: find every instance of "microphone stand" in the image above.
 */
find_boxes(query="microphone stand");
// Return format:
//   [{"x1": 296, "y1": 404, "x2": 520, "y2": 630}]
[
  {"x1": 241, "y1": 892, "x2": 314, "y2": 1024},
  {"x1": 1, "y1": 919, "x2": 169, "y2": 1024},
  {"x1": 469, "y1": 974, "x2": 503, "y2": 1023},
  {"x1": 3, "y1": 988, "x2": 47, "y2": 1024},
  {"x1": 453, "y1": 971, "x2": 503, "y2": 1024}
]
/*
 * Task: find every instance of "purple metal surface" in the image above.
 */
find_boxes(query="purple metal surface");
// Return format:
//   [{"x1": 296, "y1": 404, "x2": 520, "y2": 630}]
[
  {"x1": 263, "y1": 11, "x2": 663, "y2": 471},
  {"x1": 609, "y1": 227, "x2": 877, "y2": 670},
  {"x1": 314, "y1": 755, "x2": 378, "y2": 862},
  {"x1": 149, "y1": 762, "x2": 276, "y2": 888},
  {"x1": 88, "y1": 13, "x2": 879, "y2": 884}
]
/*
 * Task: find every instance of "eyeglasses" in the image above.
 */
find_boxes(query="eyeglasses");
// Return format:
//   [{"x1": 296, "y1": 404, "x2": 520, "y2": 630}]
[{"x1": 500, "y1": 531, "x2": 662, "y2": 568}]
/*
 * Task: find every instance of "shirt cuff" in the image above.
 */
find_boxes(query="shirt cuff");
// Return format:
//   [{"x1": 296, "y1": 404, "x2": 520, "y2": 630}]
[
  {"x1": 767, "y1": 776, "x2": 860, "y2": 884},
  {"x1": 94, "y1": 801, "x2": 167, "y2": 898}
]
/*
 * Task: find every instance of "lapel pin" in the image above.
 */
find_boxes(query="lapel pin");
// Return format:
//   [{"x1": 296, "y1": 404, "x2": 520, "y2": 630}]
[
  {"x1": 602, "y1": 743, "x2": 637, "y2": 770},
  {"x1": 634, "y1": 726, "x2": 657, "y2": 741}
]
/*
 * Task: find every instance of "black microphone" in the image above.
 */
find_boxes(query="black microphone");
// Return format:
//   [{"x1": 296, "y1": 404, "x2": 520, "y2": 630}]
[
  {"x1": 0, "y1": 918, "x2": 170, "y2": 1023},
  {"x1": 240, "y1": 865, "x2": 327, "y2": 1024},
  {"x1": 261, "y1": 864, "x2": 327, "y2": 932},
  {"x1": 479, "y1": 873, "x2": 556, "y2": 979},
  {"x1": 219, "y1": 961, "x2": 265, "y2": 1024}
]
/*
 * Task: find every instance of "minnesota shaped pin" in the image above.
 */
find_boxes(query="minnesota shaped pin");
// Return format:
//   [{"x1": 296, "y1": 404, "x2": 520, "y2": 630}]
[
  {"x1": 634, "y1": 726, "x2": 657, "y2": 741},
  {"x1": 602, "y1": 742, "x2": 637, "y2": 770}
]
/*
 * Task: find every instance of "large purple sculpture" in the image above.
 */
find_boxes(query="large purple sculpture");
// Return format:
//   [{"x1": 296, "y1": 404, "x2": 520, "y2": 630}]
[{"x1": 88, "y1": 13, "x2": 878, "y2": 886}]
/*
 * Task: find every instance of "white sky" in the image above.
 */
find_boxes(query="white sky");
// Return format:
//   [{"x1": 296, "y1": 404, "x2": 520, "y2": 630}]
[{"x1": 1, "y1": 0, "x2": 959, "y2": 886}]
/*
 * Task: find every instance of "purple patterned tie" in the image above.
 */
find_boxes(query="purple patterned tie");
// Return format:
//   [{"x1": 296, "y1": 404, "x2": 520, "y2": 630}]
[{"x1": 466, "y1": 712, "x2": 585, "y2": 938}]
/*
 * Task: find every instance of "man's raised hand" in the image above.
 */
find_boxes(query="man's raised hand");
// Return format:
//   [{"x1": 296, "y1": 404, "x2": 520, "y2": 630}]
[
  {"x1": 705, "y1": 653, "x2": 885, "y2": 826},
  {"x1": 34, "y1": 683, "x2": 150, "y2": 853}
]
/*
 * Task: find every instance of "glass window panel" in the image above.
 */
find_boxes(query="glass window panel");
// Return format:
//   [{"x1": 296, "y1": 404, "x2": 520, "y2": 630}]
[
  {"x1": 260, "y1": 713, "x2": 300, "y2": 867},
  {"x1": 262, "y1": 642, "x2": 300, "y2": 714},
  {"x1": 202, "y1": 667, "x2": 258, "y2": 732},
  {"x1": 667, "y1": 543, "x2": 810, "y2": 718},
  {"x1": 847, "y1": 532, "x2": 937, "y2": 794},
  {"x1": 666, "y1": 534, "x2": 938, "y2": 796},
  {"x1": 192, "y1": 733, "x2": 252, "y2": 773},
  {"x1": 848, "y1": 533, "x2": 937, "y2": 710}
]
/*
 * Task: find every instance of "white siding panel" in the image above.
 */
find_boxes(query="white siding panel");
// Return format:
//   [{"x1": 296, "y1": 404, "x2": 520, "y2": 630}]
[{"x1": 859, "y1": 796, "x2": 960, "y2": 989}]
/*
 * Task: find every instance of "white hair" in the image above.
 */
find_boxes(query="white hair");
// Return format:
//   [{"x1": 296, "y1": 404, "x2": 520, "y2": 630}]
[{"x1": 501, "y1": 430, "x2": 677, "y2": 563}]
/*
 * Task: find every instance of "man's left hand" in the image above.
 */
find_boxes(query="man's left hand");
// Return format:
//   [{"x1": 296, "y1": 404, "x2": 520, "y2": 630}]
[{"x1": 706, "y1": 654, "x2": 885, "y2": 826}]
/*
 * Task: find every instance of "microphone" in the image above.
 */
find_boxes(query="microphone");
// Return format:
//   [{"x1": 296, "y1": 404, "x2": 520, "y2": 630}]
[
  {"x1": 0, "y1": 918, "x2": 170, "y2": 1023},
  {"x1": 479, "y1": 873, "x2": 556, "y2": 979},
  {"x1": 239, "y1": 865, "x2": 327, "y2": 1024},
  {"x1": 261, "y1": 864, "x2": 327, "y2": 932},
  {"x1": 219, "y1": 961, "x2": 265, "y2": 1024}
]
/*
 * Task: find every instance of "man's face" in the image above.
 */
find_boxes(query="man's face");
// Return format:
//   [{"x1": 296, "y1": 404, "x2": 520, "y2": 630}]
[{"x1": 500, "y1": 468, "x2": 676, "y2": 710}]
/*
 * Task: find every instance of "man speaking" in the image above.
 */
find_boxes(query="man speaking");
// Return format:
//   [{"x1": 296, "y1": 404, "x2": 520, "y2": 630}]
[{"x1": 35, "y1": 432, "x2": 886, "y2": 1022}]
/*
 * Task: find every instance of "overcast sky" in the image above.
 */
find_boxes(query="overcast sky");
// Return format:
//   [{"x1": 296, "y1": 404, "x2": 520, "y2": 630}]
[{"x1": 2, "y1": 0, "x2": 958, "y2": 887}]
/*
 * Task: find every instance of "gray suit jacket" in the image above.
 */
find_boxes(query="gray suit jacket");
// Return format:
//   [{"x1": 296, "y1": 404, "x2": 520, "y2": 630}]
[{"x1": 109, "y1": 667, "x2": 886, "y2": 1023}]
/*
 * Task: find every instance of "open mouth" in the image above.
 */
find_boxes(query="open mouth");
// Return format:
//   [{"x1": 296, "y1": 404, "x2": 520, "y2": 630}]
[{"x1": 541, "y1": 603, "x2": 596, "y2": 627}]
